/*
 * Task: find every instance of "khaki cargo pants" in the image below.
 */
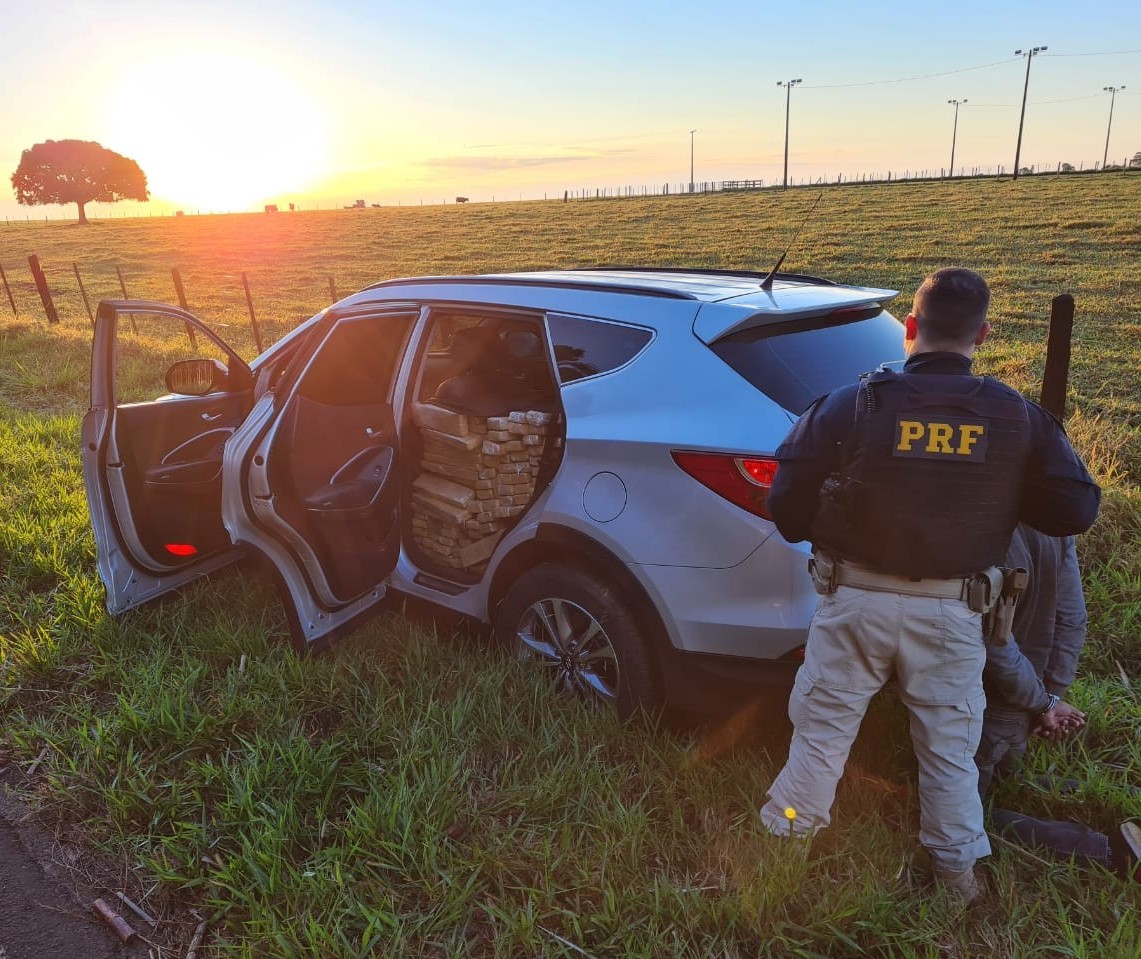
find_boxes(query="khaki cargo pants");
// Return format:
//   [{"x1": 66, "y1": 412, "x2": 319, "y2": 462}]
[{"x1": 760, "y1": 584, "x2": 991, "y2": 870}]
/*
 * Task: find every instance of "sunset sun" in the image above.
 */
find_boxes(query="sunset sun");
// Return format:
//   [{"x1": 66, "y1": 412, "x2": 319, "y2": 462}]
[{"x1": 105, "y1": 51, "x2": 328, "y2": 211}]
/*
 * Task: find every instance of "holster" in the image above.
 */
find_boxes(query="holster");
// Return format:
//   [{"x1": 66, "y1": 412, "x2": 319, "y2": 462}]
[
  {"x1": 966, "y1": 567, "x2": 1003, "y2": 614},
  {"x1": 981, "y1": 566, "x2": 1030, "y2": 646},
  {"x1": 808, "y1": 550, "x2": 837, "y2": 595}
]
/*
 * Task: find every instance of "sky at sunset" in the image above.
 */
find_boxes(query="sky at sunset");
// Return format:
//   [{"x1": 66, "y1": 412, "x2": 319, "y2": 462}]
[{"x1": 1, "y1": 0, "x2": 1138, "y2": 218}]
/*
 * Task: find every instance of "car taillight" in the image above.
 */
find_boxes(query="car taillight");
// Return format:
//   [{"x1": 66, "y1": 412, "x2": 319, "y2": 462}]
[
  {"x1": 165, "y1": 543, "x2": 199, "y2": 557},
  {"x1": 671, "y1": 451, "x2": 779, "y2": 520}
]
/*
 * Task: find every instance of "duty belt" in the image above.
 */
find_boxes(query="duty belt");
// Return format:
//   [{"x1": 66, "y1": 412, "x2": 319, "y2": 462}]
[
  {"x1": 832, "y1": 562, "x2": 970, "y2": 599},
  {"x1": 808, "y1": 550, "x2": 1003, "y2": 613}
]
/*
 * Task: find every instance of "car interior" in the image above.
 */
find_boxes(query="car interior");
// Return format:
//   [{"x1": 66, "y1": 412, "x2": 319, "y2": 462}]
[
  {"x1": 109, "y1": 312, "x2": 252, "y2": 571},
  {"x1": 407, "y1": 311, "x2": 562, "y2": 580},
  {"x1": 417, "y1": 315, "x2": 558, "y2": 415},
  {"x1": 115, "y1": 391, "x2": 249, "y2": 568}
]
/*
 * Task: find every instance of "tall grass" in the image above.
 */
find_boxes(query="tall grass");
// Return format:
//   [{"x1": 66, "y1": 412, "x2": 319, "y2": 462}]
[{"x1": 1, "y1": 174, "x2": 1138, "y2": 957}]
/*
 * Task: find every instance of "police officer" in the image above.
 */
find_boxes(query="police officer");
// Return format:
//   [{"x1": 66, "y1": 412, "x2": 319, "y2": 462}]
[{"x1": 757, "y1": 267, "x2": 1101, "y2": 903}]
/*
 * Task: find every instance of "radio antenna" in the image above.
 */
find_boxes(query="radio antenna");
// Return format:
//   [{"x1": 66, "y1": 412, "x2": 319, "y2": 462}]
[{"x1": 759, "y1": 191, "x2": 825, "y2": 291}]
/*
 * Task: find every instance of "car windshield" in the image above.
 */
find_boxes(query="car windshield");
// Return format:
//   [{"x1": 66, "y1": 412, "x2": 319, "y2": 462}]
[{"x1": 710, "y1": 310, "x2": 906, "y2": 414}]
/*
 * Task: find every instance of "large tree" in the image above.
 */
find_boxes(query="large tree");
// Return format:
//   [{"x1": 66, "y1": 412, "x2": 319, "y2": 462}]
[{"x1": 11, "y1": 139, "x2": 149, "y2": 224}]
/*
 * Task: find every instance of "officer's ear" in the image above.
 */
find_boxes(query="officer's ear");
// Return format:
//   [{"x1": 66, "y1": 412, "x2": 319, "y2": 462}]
[
  {"x1": 904, "y1": 314, "x2": 918, "y2": 344},
  {"x1": 975, "y1": 321, "x2": 992, "y2": 346}
]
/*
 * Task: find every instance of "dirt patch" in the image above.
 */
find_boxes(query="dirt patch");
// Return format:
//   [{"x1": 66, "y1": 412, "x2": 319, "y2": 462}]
[{"x1": 0, "y1": 767, "x2": 152, "y2": 959}]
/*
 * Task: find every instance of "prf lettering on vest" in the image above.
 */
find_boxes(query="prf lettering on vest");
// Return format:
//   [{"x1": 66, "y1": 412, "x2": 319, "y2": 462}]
[{"x1": 893, "y1": 415, "x2": 990, "y2": 462}]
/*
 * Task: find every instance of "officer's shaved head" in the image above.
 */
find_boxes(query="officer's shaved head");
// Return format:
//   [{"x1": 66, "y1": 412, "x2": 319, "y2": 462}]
[{"x1": 911, "y1": 268, "x2": 991, "y2": 347}]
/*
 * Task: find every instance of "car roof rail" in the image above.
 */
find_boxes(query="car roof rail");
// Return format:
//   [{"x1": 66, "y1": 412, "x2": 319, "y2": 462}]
[
  {"x1": 573, "y1": 266, "x2": 838, "y2": 286},
  {"x1": 362, "y1": 274, "x2": 696, "y2": 300}
]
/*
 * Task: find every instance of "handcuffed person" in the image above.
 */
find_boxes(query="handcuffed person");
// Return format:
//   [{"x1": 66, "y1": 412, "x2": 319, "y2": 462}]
[{"x1": 979, "y1": 525, "x2": 1139, "y2": 880}]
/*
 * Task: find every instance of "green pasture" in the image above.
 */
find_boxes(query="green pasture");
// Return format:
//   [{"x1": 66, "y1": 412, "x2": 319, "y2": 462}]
[{"x1": 0, "y1": 174, "x2": 1138, "y2": 957}]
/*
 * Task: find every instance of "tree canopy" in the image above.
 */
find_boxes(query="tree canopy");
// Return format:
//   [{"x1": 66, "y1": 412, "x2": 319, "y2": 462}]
[{"x1": 11, "y1": 139, "x2": 149, "y2": 224}]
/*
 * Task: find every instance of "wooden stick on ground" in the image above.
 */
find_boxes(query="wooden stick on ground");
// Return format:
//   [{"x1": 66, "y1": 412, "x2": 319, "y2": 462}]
[{"x1": 186, "y1": 916, "x2": 209, "y2": 959}]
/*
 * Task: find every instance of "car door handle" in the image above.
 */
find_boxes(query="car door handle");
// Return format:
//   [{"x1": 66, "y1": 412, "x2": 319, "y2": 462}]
[{"x1": 200, "y1": 411, "x2": 224, "y2": 422}]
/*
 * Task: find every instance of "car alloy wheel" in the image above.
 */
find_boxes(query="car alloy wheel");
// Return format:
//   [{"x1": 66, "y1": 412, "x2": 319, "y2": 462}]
[
  {"x1": 494, "y1": 563, "x2": 663, "y2": 718},
  {"x1": 515, "y1": 596, "x2": 620, "y2": 706}
]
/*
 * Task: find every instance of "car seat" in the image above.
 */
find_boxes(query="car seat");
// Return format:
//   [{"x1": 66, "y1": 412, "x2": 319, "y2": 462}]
[{"x1": 433, "y1": 326, "x2": 556, "y2": 415}]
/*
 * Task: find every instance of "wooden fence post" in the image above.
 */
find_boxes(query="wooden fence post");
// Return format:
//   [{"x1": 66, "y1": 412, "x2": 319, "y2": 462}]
[
  {"x1": 0, "y1": 261, "x2": 17, "y2": 316},
  {"x1": 114, "y1": 265, "x2": 138, "y2": 333},
  {"x1": 171, "y1": 268, "x2": 198, "y2": 350},
  {"x1": 328, "y1": 276, "x2": 338, "y2": 302},
  {"x1": 73, "y1": 262, "x2": 94, "y2": 325},
  {"x1": 1039, "y1": 294, "x2": 1074, "y2": 420},
  {"x1": 241, "y1": 272, "x2": 264, "y2": 353},
  {"x1": 28, "y1": 255, "x2": 59, "y2": 324}
]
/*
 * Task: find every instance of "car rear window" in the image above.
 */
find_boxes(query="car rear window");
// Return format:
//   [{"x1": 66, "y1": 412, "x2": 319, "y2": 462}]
[
  {"x1": 547, "y1": 313, "x2": 653, "y2": 384},
  {"x1": 710, "y1": 310, "x2": 906, "y2": 414}
]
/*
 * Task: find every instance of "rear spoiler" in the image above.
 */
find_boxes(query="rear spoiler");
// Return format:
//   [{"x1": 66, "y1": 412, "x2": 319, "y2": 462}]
[{"x1": 693, "y1": 284, "x2": 899, "y2": 344}]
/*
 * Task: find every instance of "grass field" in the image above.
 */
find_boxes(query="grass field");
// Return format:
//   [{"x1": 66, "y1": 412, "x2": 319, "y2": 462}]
[{"x1": 1, "y1": 174, "x2": 1139, "y2": 957}]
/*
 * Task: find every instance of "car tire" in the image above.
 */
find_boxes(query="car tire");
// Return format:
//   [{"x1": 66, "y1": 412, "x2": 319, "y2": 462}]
[{"x1": 494, "y1": 563, "x2": 663, "y2": 719}]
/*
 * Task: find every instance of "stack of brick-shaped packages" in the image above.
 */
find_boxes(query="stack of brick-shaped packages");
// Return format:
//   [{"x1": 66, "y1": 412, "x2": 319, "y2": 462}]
[{"x1": 410, "y1": 403, "x2": 553, "y2": 571}]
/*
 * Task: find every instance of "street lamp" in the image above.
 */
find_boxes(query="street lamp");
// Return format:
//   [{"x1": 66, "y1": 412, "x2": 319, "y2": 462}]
[
  {"x1": 1012, "y1": 46, "x2": 1047, "y2": 180},
  {"x1": 690, "y1": 129, "x2": 696, "y2": 193},
  {"x1": 947, "y1": 99, "x2": 967, "y2": 178},
  {"x1": 1102, "y1": 86, "x2": 1125, "y2": 170},
  {"x1": 777, "y1": 78, "x2": 802, "y2": 189}
]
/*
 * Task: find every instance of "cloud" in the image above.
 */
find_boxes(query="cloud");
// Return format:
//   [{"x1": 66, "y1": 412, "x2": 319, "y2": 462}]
[
  {"x1": 419, "y1": 154, "x2": 594, "y2": 172},
  {"x1": 420, "y1": 146, "x2": 636, "y2": 172}
]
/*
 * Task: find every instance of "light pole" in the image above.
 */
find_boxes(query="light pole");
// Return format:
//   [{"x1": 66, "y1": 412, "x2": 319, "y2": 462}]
[
  {"x1": 947, "y1": 99, "x2": 967, "y2": 177},
  {"x1": 689, "y1": 129, "x2": 696, "y2": 193},
  {"x1": 1012, "y1": 46, "x2": 1047, "y2": 180},
  {"x1": 1102, "y1": 86, "x2": 1125, "y2": 169},
  {"x1": 777, "y1": 78, "x2": 802, "y2": 189}
]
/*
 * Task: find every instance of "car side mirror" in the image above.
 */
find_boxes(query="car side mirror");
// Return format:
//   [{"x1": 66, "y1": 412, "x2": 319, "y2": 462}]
[{"x1": 166, "y1": 358, "x2": 228, "y2": 396}]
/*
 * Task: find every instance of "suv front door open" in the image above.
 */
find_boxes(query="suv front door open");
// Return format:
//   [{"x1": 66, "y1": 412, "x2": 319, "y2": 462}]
[{"x1": 83, "y1": 301, "x2": 255, "y2": 612}]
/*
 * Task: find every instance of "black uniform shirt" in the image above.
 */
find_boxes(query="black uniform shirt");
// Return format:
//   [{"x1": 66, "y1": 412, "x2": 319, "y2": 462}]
[{"x1": 767, "y1": 351, "x2": 1101, "y2": 546}]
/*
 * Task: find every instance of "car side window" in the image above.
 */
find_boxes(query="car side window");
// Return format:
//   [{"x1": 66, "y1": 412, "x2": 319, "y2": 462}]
[{"x1": 546, "y1": 313, "x2": 653, "y2": 385}]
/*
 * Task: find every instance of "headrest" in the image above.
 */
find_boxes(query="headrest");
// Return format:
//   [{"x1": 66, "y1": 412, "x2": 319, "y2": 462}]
[
  {"x1": 502, "y1": 330, "x2": 541, "y2": 359},
  {"x1": 446, "y1": 326, "x2": 499, "y2": 363}
]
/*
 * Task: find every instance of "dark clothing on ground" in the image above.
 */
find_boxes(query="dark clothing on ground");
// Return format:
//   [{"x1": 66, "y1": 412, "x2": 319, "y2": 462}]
[{"x1": 989, "y1": 807, "x2": 1113, "y2": 870}]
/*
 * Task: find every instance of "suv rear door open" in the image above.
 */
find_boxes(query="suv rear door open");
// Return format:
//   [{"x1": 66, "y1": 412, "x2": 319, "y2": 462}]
[{"x1": 221, "y1": 307, "x2": 416, "y2": 649}]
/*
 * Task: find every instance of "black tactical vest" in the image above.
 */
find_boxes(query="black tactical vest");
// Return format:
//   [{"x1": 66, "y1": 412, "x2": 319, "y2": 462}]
[{"x1": 810, "y1": 369, "x2": 1033, "y2": 578}]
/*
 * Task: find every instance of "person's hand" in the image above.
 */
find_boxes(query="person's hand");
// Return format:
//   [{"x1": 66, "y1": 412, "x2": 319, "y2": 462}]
[{"x1": 1033, "y1": 701, "x2": 1085, "y2": 741}]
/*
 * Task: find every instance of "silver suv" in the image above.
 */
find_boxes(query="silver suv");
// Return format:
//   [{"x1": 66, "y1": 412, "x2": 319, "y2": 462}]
[{"x1": 83, "y1": 268, "x2": 903, "y2": 716}]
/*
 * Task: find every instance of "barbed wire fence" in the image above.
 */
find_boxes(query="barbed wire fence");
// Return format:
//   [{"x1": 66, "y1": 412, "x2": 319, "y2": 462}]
[
  {"x1": 0, "y1": 255, "x2": 334, "y2": 359},
  {"x1": 1, "y1": 164, "x2": 1137, "y2": 357}
]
